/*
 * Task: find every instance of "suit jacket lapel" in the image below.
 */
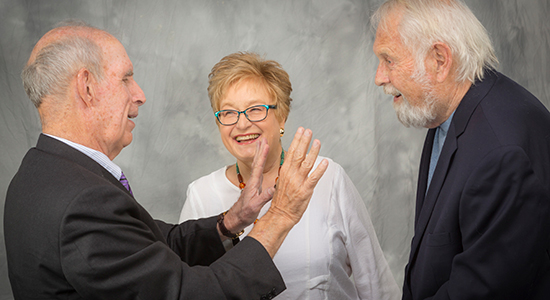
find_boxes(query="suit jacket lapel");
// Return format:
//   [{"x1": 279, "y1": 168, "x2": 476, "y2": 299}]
[
  {"x1": 415, "y1": 128, "x2": 436, "y2": 226},
  {"x1": 420, "y1": 127, "x2": 457, "y2": 230},
  {"x1": 408, "y1": 125, "x2": 458, "y2": 265},
  {"x1": 407, "y1": 70, "x2": 499, "y2": 274},
  {"x1": 36, "y1": 134, "x2": 131, "y2": 196}
]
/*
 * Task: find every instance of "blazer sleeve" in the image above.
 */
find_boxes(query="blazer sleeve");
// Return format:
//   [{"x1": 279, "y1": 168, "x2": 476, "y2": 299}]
[
  {"x1": 155, "y1": 216, "x2": 226, "y2": 266},
  {"x1": 59, "y1": 184, "x2": 285, "y2": 300},
  {"x1": 431, "y1": 145, "x2": 550, "y2": 299}
]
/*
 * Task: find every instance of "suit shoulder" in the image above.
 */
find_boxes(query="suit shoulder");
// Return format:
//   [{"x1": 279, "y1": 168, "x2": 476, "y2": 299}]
[
  {"x1": 481, "y1": 73, "x2": 550, "y2": 123},
  {"x1": 472, "y1": 74, "x2": 550, "y2": 147},
  {"x1": 6, "y1": 147, "x2": 118, "y2": 216}
]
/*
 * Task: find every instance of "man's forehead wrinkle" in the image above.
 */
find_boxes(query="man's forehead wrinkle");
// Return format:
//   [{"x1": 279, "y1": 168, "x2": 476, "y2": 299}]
[
  {"x1": 373, "y1": 30, "x2": 394, "y2": 57},
  {"x1": 374, "y1": 11, "x2": 407, "y2": 59}
]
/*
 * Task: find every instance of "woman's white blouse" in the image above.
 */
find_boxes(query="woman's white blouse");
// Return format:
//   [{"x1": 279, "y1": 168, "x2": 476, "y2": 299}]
[{"x1": 179, "y1": 157, "x2": 400, "y2": 300}]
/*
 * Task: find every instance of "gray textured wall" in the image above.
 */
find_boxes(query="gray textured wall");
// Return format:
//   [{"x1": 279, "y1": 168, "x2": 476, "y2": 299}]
[{"x1": 1, "y1": 0, "x2": 548, "y2": 298}]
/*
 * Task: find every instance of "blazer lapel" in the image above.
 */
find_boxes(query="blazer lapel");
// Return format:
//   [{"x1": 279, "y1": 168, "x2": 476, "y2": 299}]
[
  {"x1": 407, "y1": 70, "x2": 499, "y2": 270},
  {"x1": 36, "y1": 134, "x2": 132, "y2": 197},
  {"x1": 408, "y1": 125, "x2": 458, "y2": 275},
  {"x1": 415, "y1": 128, "x2": 436, "y2": 226},
  {"x1": 414, "y1": 70, "x2": 498, "y2": 226}
]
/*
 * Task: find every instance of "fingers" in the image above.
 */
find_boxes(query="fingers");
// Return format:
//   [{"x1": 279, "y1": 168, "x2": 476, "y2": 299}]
[
  {"x1": 304, "y1": 156, "x2": 328, "y2": 190},
  {"x1": 248, "y1": 128, "x2": 327, "y2": 255},
  {"x1": 300, "y1": 138, "x2": 320, "y2": 173},
  {"x1": 285, "y1": 127, "x2": 309, "y2": 169},
  {"x1": 254, "y1": 186, "x2": 275, "y2": 208},
  {"x1": 271, "y1": 127, "x2": 326, "y2": 208},
  {"x1": 248, "y1": 138, "x2": 269, "y2": 189},
  {"x1": 284, "y1": 127, "x2": 321, "y2": 177},
  {"x1": 226, "y1": 137, "x2": 273, "y2": 231}
]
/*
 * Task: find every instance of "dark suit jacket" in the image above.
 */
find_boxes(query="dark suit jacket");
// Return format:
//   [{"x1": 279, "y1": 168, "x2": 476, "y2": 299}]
[
  {"x1": 403, "y1": 71, "x2": 550, "y2": 299},
  {"x1": 4, "y1": 134, "x2": 284, "y2": 300}
]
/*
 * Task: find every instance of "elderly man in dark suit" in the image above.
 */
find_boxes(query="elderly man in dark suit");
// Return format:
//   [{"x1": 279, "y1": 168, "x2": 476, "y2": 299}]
[
  {"x1": 371, "y1": 0, "x2": 550, "y2": 299},
  {"x1": 4, "y1": 21, "x2": 328, "y2": 299}
]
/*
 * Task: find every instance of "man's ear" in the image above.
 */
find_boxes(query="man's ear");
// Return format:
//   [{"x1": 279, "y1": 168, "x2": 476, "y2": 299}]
[
  {"x1": 76, "y1": 68, "x2": 95, "y2": 108},
  {"x1": 429, "y1": 42, "x2": 453, "y2": 83}
]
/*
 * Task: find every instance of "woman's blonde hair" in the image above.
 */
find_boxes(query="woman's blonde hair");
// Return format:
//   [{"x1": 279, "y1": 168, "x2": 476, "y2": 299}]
[{"x1": 208, "y1": 52, "x2": 292, "y2": 123}]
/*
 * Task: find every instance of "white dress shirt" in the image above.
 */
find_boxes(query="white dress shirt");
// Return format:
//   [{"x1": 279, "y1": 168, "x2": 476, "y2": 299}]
[{"x1": 180, "y1": 156, "x2": 400, "y2": 300}]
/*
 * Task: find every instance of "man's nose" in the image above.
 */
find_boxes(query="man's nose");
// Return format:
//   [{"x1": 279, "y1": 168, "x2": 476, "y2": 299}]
[
  {"x1": 374, "y1": 62, "x2": 389, "y2": 86},
  {"x1": 133, "y1": 81, "x2": 146, "y2": 106}
]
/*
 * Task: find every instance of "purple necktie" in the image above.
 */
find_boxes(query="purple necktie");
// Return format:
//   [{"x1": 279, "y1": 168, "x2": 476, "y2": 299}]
[{"x1": 120, "y1": 172, "x2": 133, "y2": 195}]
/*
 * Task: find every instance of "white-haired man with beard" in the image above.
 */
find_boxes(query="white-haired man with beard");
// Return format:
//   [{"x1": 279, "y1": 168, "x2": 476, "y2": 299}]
[{"x1": 371, "y1": 0, "x2": 550, "y2": 299}]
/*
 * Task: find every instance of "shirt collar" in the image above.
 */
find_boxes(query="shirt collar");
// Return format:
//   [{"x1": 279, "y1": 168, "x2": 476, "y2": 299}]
[
  {"x1": 439, "y1": 110, "x2": 455, "y2": 135},
  {"x1": 43, "y1": 134, "x2": 122, "y2": 180}
]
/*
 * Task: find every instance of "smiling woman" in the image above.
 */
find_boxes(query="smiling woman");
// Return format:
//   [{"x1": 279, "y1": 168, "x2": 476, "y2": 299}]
[
  {"x1": 216, "y1": 78, "x2": 284, "y2": 173},
  {"x1": 179, "y1": 52, "x2": 401, "y2": 300}
]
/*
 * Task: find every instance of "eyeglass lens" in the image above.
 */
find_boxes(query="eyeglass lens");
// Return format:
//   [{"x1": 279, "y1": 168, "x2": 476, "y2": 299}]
[{"x1": 217, "y1": 105, "x2": 270, "y2": 125}]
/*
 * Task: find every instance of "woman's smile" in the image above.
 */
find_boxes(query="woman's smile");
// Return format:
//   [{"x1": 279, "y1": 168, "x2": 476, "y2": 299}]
[{"x1": 235, "y1": 133, "x2": 260, "y2": 143}]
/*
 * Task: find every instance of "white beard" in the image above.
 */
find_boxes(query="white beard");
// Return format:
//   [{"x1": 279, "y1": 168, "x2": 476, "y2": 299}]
[{"x1": 383, "y1": 76, "x2": 437, "y2": 128}]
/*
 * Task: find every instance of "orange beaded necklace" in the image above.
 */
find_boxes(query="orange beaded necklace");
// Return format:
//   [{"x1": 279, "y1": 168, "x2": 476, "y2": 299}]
[{"x1": 236, "y1": 148, "x2": 285, "y2": 190}]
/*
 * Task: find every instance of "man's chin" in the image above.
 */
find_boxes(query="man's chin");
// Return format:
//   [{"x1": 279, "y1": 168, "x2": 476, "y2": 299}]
[
  {"x1": 393, "y1": 101, "x2": 434, "y2": 128},
  {"x1": 120, "y1": 133, "x2": 133, "y2": 150},
  {"x1": 124, "y1": 135, "x2": 133, "y2": 147}
]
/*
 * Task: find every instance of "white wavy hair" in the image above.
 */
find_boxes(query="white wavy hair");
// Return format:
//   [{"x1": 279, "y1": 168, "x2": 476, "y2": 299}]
[{"x1": 371, "y1": 0, "x2": 499, "y2": 83}]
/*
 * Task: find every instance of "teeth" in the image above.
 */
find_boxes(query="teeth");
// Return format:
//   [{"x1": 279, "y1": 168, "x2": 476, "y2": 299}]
[
  {"x1": 236, "y1": 134, "x2": 259, "y2": 142},
  {"x1": 383, "y1": 84, "x2": 402, "y2": 97}
]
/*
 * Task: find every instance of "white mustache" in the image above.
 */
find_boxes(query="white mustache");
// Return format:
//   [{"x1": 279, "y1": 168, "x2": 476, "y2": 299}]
[{"x1": 383, "y1": 84, "x2": 402, "y2": 97}]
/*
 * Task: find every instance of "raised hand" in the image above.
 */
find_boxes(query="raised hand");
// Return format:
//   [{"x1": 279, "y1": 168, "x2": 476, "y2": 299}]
[
  {"x1": 221, "y1": 137, "x2": 275, "y2": 238},
  {"x1": 249, "y1": 127, "x2": 328, "y2": 257},
  {"x1": 270, "y1": 127, "x2": 327, "y2": 225}
]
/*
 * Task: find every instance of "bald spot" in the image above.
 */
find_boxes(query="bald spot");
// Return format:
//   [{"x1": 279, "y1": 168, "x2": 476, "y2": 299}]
[{"x1": 27, "y1": 26, "x2": 114, "y2": 67}]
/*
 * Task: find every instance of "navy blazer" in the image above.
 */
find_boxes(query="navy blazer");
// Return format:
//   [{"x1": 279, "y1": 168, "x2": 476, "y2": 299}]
[
  {"x1": 403, "y1": 71, "x2": 550, "y2": 299},
  {"x1": 4, "y1": 134, "x2": 284, "y2": 299}
]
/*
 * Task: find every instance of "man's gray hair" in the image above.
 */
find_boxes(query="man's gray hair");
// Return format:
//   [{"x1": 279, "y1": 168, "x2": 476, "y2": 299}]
[
  {"x1": 371, "y1": 0, "x2": 499, "y2": 84},
  {"x1": 21, "y1": 21, "x2": 104, "y2": 108}
]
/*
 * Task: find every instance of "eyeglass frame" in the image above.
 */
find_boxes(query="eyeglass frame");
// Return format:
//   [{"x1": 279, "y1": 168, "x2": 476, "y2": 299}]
[{"x1": 214, "y1": 104, "x2": 277, "y2": 126}]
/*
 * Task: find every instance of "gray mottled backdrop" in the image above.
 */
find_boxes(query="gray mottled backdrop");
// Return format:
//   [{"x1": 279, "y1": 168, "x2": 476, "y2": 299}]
[{"x1": 1, "y1": 0, "x2": 548, "y2": 298}]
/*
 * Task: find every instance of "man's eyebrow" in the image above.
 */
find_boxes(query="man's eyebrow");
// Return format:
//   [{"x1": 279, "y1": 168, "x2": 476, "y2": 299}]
[
  {"x1": 377, "y1": 50, "x2": 394, "y2": 60},
  {"x1": 125, "y1": 70, "x2": 134, "y2": 77},
  {"x1": 376, "y1": 48, "x2": 390, "y2": 56}
]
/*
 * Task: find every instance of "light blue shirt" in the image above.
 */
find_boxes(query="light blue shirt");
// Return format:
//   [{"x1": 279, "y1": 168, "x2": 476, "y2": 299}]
[
  {"x1": 44, "y1": 134, "x2": 123, "y2": 181},
  {"x1": 427, "y1": 111, "x2": 455, "y2": 190}
]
